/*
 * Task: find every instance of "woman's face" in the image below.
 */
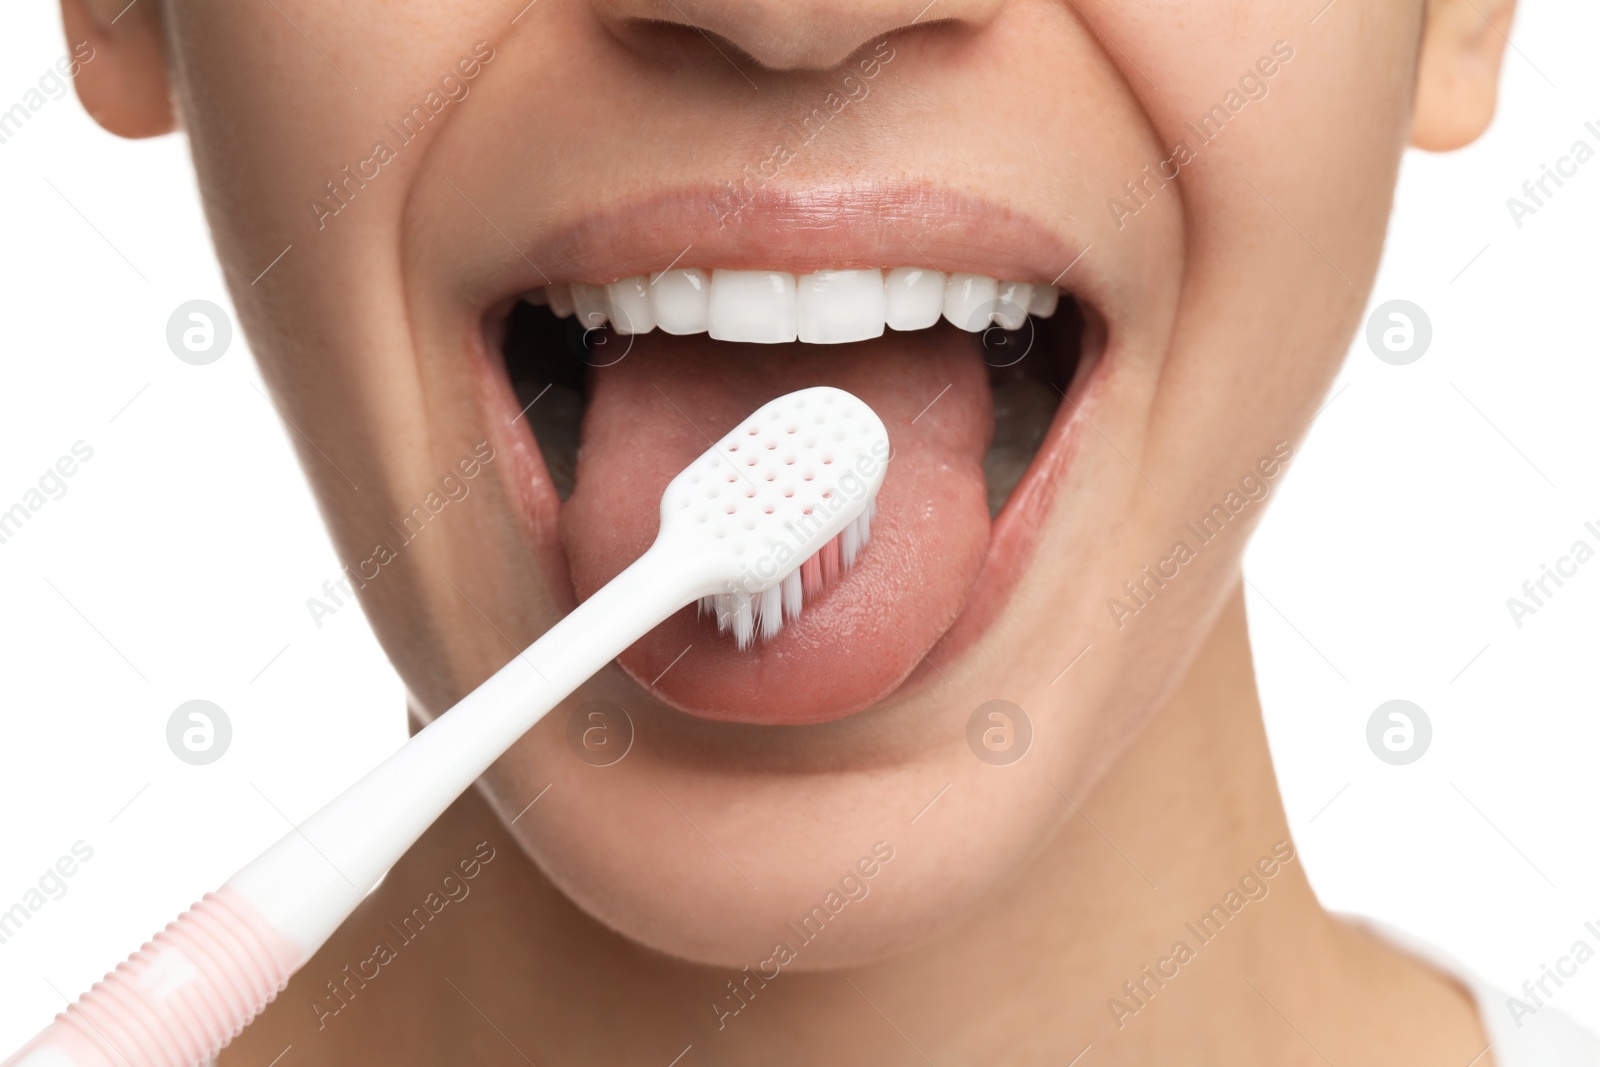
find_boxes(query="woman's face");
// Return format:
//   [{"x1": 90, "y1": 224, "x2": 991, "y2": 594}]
[{"x1": 119, "y1": 0, "x2": 1424, "y2": 966}]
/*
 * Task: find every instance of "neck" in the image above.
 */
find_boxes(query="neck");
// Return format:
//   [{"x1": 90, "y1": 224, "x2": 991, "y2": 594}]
[{"x1": 227, "y1": 583, "x2": 1489, "y2": 1065}]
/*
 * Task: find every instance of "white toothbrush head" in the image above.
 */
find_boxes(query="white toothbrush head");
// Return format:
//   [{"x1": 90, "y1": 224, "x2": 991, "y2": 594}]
[{"x1": 659, "y1": 386, "x2": 890, "y2": 649}]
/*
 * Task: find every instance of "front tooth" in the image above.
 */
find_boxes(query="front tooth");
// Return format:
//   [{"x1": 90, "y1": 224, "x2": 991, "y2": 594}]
[
  {"x1": 606, "y1": 275, "x2": 656, "y2": 335},
  {"x1": 546, "y1": 284, "x2": 575, "y2": 318},
  {"x1": 943, "y1": 273, "x2": 999, "y2": 332},
  {"x1": 708, "y1": 270, "x2": 798, "y2": 344},
  {"x1": 993, "y1": 281, "x2": 1033, "y2": 330},
  {"x1": 1029, "y1": 285, "x2": 1060, "y2": 317},
  {"x1": 884, "y1": 267, "x2": 945, "y2": 331},
  {"x1": 522, "y1": 288, "x2": 550, "y2": 307},
  {"x1": 650, "y1": 268, "x2": 711, "y2": 335},
  {"x1": 571, "y1": 283, "x2": 610, "y2": 329},
  {"x1": 798, "y1": 269, "x2": 885, "y2": 344}
]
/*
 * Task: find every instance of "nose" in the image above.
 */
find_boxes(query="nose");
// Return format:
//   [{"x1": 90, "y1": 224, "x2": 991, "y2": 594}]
[{"x1": 593, "y1": 0, "x2": 1007, "y2": 71}]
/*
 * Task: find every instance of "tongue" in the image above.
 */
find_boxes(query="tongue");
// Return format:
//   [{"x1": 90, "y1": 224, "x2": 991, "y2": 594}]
[{"x1": 559, "y1": 326, "x2": 993, "y2": 724}]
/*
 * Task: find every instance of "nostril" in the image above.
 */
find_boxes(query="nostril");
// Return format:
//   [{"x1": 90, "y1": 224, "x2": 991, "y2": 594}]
[
  {"x1": 600, "y1": 15, "x2": 767, "y2": 72},
  {"x1": 597, "y1": 0, "x2": 986, "y2": 76}
]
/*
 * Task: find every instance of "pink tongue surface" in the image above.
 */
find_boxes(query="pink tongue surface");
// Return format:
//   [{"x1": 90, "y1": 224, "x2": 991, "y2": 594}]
[{"x1": 559, "y1": 328, "x2": 993, "y2": 724}]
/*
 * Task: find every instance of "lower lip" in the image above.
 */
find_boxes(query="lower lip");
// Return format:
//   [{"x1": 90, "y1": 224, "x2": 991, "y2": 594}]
[{"x1": 471, "y1": 301, "x2": 1109, "y2": 725}]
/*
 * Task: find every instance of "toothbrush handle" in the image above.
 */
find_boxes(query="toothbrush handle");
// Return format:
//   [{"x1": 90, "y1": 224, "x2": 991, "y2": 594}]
[
  {"x1": 1, "y1": 889, "x2": 301, "y2": 1067},
  {"x1": 4, "y1": 542, "x2": 706, "y2": 1067}
]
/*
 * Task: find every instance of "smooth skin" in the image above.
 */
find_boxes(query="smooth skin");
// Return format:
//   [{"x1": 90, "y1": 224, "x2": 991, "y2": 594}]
[{"x1": 64, "y1": 0, "x2": 1514, "y2": 1062}]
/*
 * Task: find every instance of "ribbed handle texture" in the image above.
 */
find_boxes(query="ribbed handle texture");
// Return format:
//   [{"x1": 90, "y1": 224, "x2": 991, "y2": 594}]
[{"x1": 3, "y1": 887, "x2": 301, "y2": 1067}]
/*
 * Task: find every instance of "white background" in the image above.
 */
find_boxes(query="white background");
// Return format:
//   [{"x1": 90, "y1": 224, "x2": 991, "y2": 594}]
[{"x1": 1, "y1": 0, "x2": 1596, "y2": 1051}]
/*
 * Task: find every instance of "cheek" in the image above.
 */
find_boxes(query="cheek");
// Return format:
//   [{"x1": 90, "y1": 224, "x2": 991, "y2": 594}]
[
  {"x1": 1104, "y1": 2, "x2": 1417, "y2": 461},
  {"x1": 1073, "y1": 0, "x2": 1418, "y2": 299}
]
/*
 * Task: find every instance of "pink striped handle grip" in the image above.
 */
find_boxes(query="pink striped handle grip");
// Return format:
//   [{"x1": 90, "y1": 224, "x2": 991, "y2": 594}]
[{"x1": 3, "y1": 888, "x2": 302, "y2": 1067}]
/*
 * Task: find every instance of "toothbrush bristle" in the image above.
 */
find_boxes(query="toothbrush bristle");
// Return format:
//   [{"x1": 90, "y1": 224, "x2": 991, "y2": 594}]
[{"x1": 697, "y1": 495, "x2": 878, "y2": 651}]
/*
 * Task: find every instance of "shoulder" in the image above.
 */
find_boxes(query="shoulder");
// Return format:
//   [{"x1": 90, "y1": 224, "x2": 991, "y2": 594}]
[{"x1": 1360, "y1": 915, "x2": 1600, "y2": 1066}]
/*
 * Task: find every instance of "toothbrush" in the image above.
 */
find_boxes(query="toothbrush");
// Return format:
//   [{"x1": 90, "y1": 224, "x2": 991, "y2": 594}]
[{"x1": 4, "y1": 385, "x2": 889, "y2": 1067}]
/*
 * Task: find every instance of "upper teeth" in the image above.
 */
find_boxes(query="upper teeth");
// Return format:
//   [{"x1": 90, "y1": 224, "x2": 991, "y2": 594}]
[{"x1": 524, "y1": 268, "x2": 1061, "y2": 343}]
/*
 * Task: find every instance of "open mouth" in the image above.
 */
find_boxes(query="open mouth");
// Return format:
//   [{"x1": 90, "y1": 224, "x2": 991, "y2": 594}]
[
  {"x1": 477, "y1": 191, "x2": 1106, "y2": 725},
  {"x1": 505, "y1": 270, "x2": 1085, "y2": 517}
]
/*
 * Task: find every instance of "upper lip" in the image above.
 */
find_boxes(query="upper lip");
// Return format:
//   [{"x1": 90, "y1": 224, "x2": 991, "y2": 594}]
[{"x1": 471, "y1": 181, "x2": 1107, "y2": 318}]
